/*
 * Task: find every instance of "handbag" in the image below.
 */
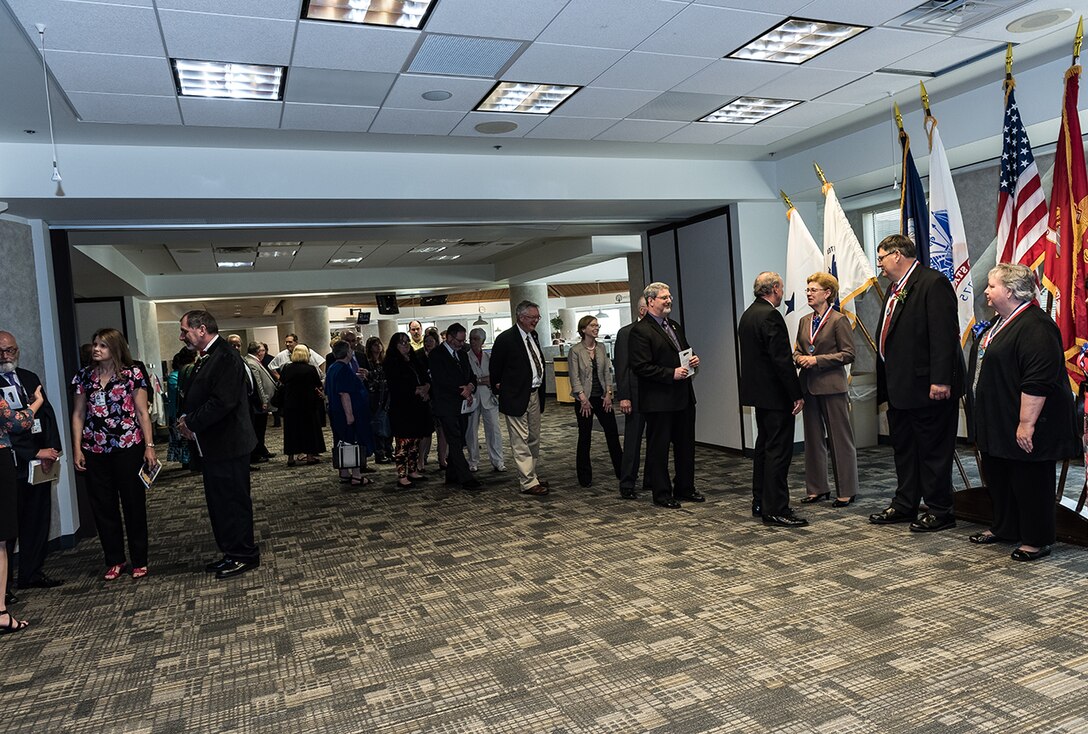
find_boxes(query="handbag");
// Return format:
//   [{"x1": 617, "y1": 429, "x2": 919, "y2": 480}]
[
  {"x1": 269, "y1": 384, "x2": 284, "y2": 410},
  {"x1": 333, "y1": 441, "x2": 362, "y2": 469}
]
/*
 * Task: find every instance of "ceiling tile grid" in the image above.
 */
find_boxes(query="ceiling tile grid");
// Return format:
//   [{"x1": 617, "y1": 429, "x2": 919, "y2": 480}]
[
  {"x1": 719, "y1": 123, "x2": 806, "y2": 145},
  {"x1": 369, "y1": 107, "x2": 468, "y2": 135},
  {"x1": 752, "y1": 66, "x2": 868, "y2": 101},
  {"x1": 549, "y1": 87, "x2": 662, "y2": 119},
  {"x1": 155, "y1": 0, "x2": 302, "y2": 21},
  {"x1": 804, "y1": 27, "x2": 947, "y2": 72},
  {"x1": 815, "y1": 70, "x2": 925, "y2": 105},
  {"x1": 292, "y1": 21, "x2": 420, "y2": 73},
  {"x1": 382, "y1": 74, "x2": 497, "y2": 111},
  {"x1": 502, "y1": 43, "x2": 627, "y2": 86},
  {"x1": 795, "y1": 0, "x2": 918, "y2": 27},
  {"x1": 673, "y1": 58, "x2": 791, "y2": 95},
  {"x1": 588, "y1": 51, "x2": 718, "y2": 92},
  {"x1": 68, "y1": 92, "x2": 183, "y2": 125},
  {"x1": 8, "y1": 0, "x2": 165, "y2": 56},
  {"x1": 285, "y1": 68, "x2": 397, "y2": 107},
  {"x1": 280, "y1": 103, "x2": 379, "y2": 133},
  {"x1": 449, "y1": 111, "x2": 547, "y2": 137},
  {"x1": 629, "y1": 92, "x2": 733, "y2": 122},
  {"x1": 407, "y1": 34, "x2": 523, "y2": 77},
  {"x1": 158, "y1": 10, "x2": 298, "y2": 66},
  {"x1": 44, "y1": 50, "x2": 176, "y2": 96},
  {"x1": 422, "y1": 0, "x2": 570, "y2": 41},
  {"x1": 657, "y1": 121, "x2": 747, "y2": 144},
  {"x1": 593, "y1": 119, "x2": 688, "y2": 142},
  {"x1": 536, "y1": 0, "x2": 689, "y2": 50},
  {"x1": 637, "y1": 5, "x2": 785, "y2": 58},
  {"x1": 889, "y1": 36, "x2": 1005, "y2": 74},
  {"x1": 522, "y1": 115, "x2": 621, "y2": 140},
  {"x1": 179, "y1": 97, "x2": 283, "y2": 128}
]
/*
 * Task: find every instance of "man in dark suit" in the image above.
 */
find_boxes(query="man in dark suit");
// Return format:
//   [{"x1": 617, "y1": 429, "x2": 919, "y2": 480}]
[
  {"x1": 871, "y1": 234, "x2": 964, "y2": 532},
  {"x1": 428, "y1": 323, "x2": 481, "y2": 491},
  {"x1": 0, "y1": 331, "x2": 64, "y2": 594},
  {"x1": 614, "y1": 296, "x2": 647, "y2": 500},
  {"x1": 629, "y1": 282, "x2": 703, "y2": 509},
  {"x1": 737, "y1": 273, "x2": 807, "y2": 527},
  {"x1": 489, "y1": 300, "x2": 549, "y2": 496},
  {"x1": 176, "y1": 311, "x2": 260, "y2": 579}
]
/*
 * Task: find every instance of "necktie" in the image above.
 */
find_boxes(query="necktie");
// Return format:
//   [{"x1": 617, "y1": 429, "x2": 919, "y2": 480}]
[
  {"x1": 526, "y1": 334, "x2": 543, "y2": 379},
  {"x1": 662, "y1": 319, "x2": 681, "y2": 350},
  {"x1": 879, "y1": 284, "x2": 900, "y2": 358}
]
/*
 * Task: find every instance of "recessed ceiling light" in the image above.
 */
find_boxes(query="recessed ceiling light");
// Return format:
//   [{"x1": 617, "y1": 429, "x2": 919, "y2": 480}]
[
  {"x1": 302, "y1": 0, "x2": 437, "y2": 29},
  {"x1": 411, "y1": 245, "x2": 447, "y2": 253},
  {"x1": 728, "y1": 18, "x2": 866, "y2": 64},
  {"x1": 1007, "y1": 8, "x2": 1073, "y2": 33},
  {"x1": 474, "y1": 120, "x2": 518, "y2": 134},
  {"x1": 172, "y1": 59, "x2": 286, "y2": 100},
  {"x1": 421, "y1": 90, "x2": 453, "y2": 101},
  {"x1": 701, "y1": 97, "x2": 801, "y2": 124},
  {"x1": 476, "y1": 82, "x2": 580, "y2": 114},
  {"x1": 328, "y1": 257, "x2": 364, "y2": 265},
  {"x1": 257, "y1": 249, "x2": 298, "y2": 257},
  {"x1": 217, "y1": 261, "x2": 254, "y2": 269},
  {"x1": 428, "y1": 254, "x2": 461, "y2": 261}
]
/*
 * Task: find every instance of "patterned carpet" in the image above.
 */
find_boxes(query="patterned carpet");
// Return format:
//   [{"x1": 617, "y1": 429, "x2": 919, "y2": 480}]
[{"x1": 3, "y1": 400, "x2": 1088, "y2": 734}]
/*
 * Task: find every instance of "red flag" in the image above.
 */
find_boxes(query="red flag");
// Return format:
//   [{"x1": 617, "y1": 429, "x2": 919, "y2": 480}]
[{"x1": 1041, "y1": 65, "x2": 1088, "y2": 385}]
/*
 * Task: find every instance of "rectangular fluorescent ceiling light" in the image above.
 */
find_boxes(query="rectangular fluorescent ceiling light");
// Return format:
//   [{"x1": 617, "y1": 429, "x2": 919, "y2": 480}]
[
  {"x1": 328, "y1": 257, "x2": 364, "y2": 265},
  {"x1": 302, "y1": 0, "x2": 437, "y2": 29},
  {"x1": 411, "y1": 245, "x2": 447, "y2": 253},
  {"x1": 428, "y1": 254, "x2": 461, "y2": 261},
  {"x1": 701, "y1": 97, "x2": 800, "y2": 124},
  {"x1": 172, "y1": 59, "x2": 286, "y2": 100},
  {"x1": 476, "y1": 82, "x2": 580, "y2": 114},
  {"x1": 257, "y1": 249, "x2": 298, "y2": 257},
  {"x1": 217, "y1": 261, "x2": 254, "y2": 269},
  {"x1": 728, "y1": 18, "x2": 866, "y2": 64}
]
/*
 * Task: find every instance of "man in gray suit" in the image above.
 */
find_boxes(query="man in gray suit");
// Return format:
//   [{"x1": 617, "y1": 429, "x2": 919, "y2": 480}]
[{"x1": 613, "y1": 296, "x2": 646, "y2": 500}]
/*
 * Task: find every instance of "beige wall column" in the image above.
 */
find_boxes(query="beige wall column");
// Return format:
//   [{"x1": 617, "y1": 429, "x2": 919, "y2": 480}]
[
  {"x1": 508, "y1": 284, "x2": 550, "y2": 326},
  {"x1": 293, "y1": 306, "x2": 330, "y2": 361},
  {"x1": 377, "y1": 318, "x2": 399, "y2": 346}
]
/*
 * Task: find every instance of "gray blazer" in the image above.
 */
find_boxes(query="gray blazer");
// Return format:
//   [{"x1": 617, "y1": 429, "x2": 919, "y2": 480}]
[
  {"x1": 793, "y1": 308, "x2": 855, "y2": 395},
  {"x1": 568, "y1": 341, "x2": 614, "y2": 399}
]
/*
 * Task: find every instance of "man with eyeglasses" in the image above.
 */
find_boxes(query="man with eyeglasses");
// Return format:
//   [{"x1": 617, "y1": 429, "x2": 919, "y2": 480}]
[
  {"x1": 870, "y1": 234, "x2": 964, "y2": 533},
  {"x1": 0, "y1": 331, "x2": 64, "y2": 596}
]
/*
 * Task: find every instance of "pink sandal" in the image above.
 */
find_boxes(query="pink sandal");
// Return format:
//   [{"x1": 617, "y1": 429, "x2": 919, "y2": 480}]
[
  {"x1": 131, "y1": 566, "x2": 148, "y2": 579},
  {"x1": 104, "y1": 564, "x2": 125, "y2": 581}
]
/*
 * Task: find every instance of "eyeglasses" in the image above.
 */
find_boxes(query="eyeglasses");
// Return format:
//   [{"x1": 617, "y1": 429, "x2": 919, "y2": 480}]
[
  {"x1": 876, "y1": 252, "x2": 895, "y2": 263},
  {"x1": 0, "y1": 347, "x2": 17, "y2": 356},
  {"x1": 804, "y1": 287, "x2": 828, "y2": 293}
]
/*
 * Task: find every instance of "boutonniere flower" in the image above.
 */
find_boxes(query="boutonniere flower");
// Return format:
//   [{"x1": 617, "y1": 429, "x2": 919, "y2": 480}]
[
  {"x1": 971, "y1": 320, "x2": 991, "y2": 341},
  {"x1": 894, "y1": 288, "x2": 909, "y2": 304}
]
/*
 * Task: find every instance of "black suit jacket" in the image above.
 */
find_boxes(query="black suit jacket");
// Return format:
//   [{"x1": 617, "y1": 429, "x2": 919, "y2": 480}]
[
  {"x1": 183, "y1": 337, "x2": 256, "y2": 460},
  {"x1": 629, "y1": 314, "x2": 695, "y2": 413},
  {"x1": 876, "y1": 264, "x2": 965, "y2": 409},
  {"x1": 738, "y1": 298, "x2": 802, "y2": 410},
  {"x1": 428, "y1": 344, "x2": 476, "y2": 418},
  {"x1": 489, "y1": 327, "x2": 546, "y2": 417},
  {"x1": 613, "y1": 320, "x2": 640, "y2": 411},
  {"x1": 6, "y1": 368, "x2": 61, "y2": 466}
]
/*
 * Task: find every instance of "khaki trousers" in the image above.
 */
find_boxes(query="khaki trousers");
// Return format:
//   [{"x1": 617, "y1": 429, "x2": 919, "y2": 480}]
[{"x1": 504, "y1": 391, "x2": 541, "y2": 489}]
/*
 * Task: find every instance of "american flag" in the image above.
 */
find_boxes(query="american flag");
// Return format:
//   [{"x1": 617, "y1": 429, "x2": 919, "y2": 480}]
[{"x1": 997, "y1": 85, "x2": 1047, "y2": 267}]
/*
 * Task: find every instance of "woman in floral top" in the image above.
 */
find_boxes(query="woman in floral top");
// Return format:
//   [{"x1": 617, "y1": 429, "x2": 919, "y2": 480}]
[
  {"x1": 1, "y1": 383, "x2": 44, "y2": 635},
  {"x1": 71, "y1": 328, "x2": 158, "y2": 581}
]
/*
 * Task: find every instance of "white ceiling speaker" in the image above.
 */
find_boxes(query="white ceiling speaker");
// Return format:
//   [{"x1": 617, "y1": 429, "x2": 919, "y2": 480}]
[
  {"x1": 1007, "y1": 9, "x2": 1074, "y2": 33},
  {"x1": 474, "y1": 121, "x2": 518, "y2": 134}
]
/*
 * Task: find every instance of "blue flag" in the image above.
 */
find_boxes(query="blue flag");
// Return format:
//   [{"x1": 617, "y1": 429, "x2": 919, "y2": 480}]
[{"x1": 899, "y1": 128, "x2": 930, "y2": 266}]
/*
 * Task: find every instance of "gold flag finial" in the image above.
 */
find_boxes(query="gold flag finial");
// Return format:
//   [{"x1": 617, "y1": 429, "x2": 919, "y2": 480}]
[
  {"x1": 813, "y1": 161, "x2": 828, "y2": 186},
  {"x1": 779, "y1": 189, "x2": 794, "y2": 213},
  {"x1": 893, "y1": 101, "x2": 904, "y2": 131},
  {"x1": 919, "y1": 81, "x2": 931, "y2": 117},
  {"x1": 1005, "y1": 42, "x2": 1013, "y2": 77},
  {"x1": 1075, "y1": 16, "x2": 1083, "y2": 62}
]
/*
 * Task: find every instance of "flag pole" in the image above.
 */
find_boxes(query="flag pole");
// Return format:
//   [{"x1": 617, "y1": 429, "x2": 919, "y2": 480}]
[
  {"x1": 919, "y1": 81, "x2": 931, "y2": 118},
  {"x1": 1074, "y1": 15, "x2": 1082, "y2": 65},
  {"x1": 779, "y1": 189, "x2": 794, "y2": 214}
]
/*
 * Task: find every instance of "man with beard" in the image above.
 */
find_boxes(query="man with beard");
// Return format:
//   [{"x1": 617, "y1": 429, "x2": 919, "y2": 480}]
[{"x1": 0, "y1": 331, "x2": 64, "y2": 596}]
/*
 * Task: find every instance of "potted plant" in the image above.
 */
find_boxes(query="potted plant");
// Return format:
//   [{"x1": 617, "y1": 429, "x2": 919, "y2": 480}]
[{"x1": 549, "y1": 315, "x2": 563, "y2": 341}]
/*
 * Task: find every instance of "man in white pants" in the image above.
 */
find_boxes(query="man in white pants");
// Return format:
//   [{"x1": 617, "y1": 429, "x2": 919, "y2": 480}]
[{"x1": 464, "y1": 328, "x2": 506, "y2": 472}]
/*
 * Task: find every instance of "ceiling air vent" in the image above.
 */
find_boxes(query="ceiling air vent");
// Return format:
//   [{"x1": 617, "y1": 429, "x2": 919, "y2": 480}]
[{"x1": 890, "y1": 0, "x2": 1035, "y2": 35}]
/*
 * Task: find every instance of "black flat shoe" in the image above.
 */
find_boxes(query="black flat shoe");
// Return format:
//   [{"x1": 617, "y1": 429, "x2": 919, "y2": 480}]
[
  {"x1": 909, "y1": 513, "x2": 956, "y2": 533},
  {"x1": 763, "y1": 513, "x2": 809, "y2": 527},
  {"x1": 205, "y1": 557, "x2": 232, "y2": 573},
  {"x1": 969, "y1": 531, "x2": 1000, "y2": 545},
  {"x1": 216, "y1": 560, "x2": 259, "y2": 579},
  {"x1": 869, "y1": 507, "x2": 915, "y2": 525},
  {"x1": 800, "y1": 492, "x2": 830, "y2": 504},
  {"x1": 1011, "y1": 545, "x2": 1051, "y2": 562},
  {"x1": 653, "y1": 498, "x2": 681, "y2": 509},
  {"x1": 678, "y1": 491, "x2": 705, "y2": 503},
  {"x1": 619, "y1": 489, "x2": 638, "y2": 500},
  {"x1": 831, "y1": 496, "x2": 855, "y2": 507}
]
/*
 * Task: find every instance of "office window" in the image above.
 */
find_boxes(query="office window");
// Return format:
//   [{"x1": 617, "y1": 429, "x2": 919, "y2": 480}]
[
  {"x1": 573, "y1": 308, "x2": 621, "y2": 340},
  {"x1": 492, "y1": 316, "x2": 512, "y2": 338},
  {"x1": 864, "y1": 206, "x2": 900, "y2": 268}
]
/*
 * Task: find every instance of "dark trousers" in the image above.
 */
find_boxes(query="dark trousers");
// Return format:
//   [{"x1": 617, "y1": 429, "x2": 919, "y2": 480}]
[
  {"x1": 250, "y1": 411, "x2": 269, "y2": 462},
  {"x1": 619, "y1": 410, "x2": 646, "y2": 492},
  {"x1": 887, "y1": 401, "x2": 957, "y2": 518},
  {"x1": 6, "y1": 474, "x2": 52, "y2": 585},
  {"x1": 753, "y1": 408, "x2": 795, "y2": 516},
  {"x1": 642, "y1": 406, "x2": 696, "y2": 501},
  {"x1": 574, "y1": 396, "x2": 623, "y2": 486},
  {"x1": 202, "y1": 455, "x2": 259, "y2": 563},
  {"x1": 83, "y1": 445, "x2": 149, "y2": 568},
  {"x1": 435, "y1": 413, "x2": 473, "y2": 484},
  {"x1": 980, "y1": 453, "x2": 1056, "y2": 546}
]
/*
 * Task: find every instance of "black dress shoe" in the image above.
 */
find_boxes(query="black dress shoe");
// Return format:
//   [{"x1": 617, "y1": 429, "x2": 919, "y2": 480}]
[
  {"x1": 619, "y1": 489, "x2": 638, "y2": 500},
  {"x1": 831, "y1": 496, "x2": 855, "y2": 507},
  {"x1": 751, "y1": 504, "x2": 761, "y2": 517},
  {"x1": 653, "y1": 498, "x2": 681, "y2": 509},
  {"x1": 869, "y1": 507, "x2": 915, "y2": 525},
  {"x1": 763, "y1": 513, "x2": 809, "y2": 527},
  {"x1": 216, "y1": 559, "x2": 259, "y2": 579},
  {"x1": 678, "y1": 491, "x2": 705, "y2": 503},
  {"x1": 462, "y1": 479, "x2": 483, "y2": 491},
  {"x1": 24, "y1": 573, "x2": 64, "y2": 588},
  {"x1": 4, "y1": 590, "x2": 17, "y2": 605},
  {"x1": 909, "y1": 513, "x2": 956, "y2": 533},
  {"x1": 1011, "y1": 545, "x2": 1051, "y2": 562},
  {"x1": 800, "y1": 492, "x2": 830, "y2": 504},
  {"x1": 968, "y1": 531, "x2": 1000, "y2": 544},
  {"x1": 263, "y1": 453, "x2": 277, "y2": 459},
  {"x1": 205, "y1": 557, "x2": 232, "y2": 573}
]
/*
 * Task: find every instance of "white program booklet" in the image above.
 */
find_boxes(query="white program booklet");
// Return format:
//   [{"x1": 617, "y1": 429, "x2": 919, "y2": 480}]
[{"x1": 679, "y1": 348, "x2": 694, "y2": 376}]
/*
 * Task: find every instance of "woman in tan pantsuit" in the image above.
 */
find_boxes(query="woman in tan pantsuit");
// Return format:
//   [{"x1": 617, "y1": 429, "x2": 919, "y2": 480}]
[{"x1": 793, "y1": 272, "x2": 858, "y2": 506}]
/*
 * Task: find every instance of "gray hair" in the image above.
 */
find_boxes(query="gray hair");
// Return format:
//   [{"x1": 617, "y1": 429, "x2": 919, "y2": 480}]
[
  {"x1": 331, "y1": 340, "x2": 352, "y2": 360},
  {"x1": 989, "y1": 263, "x2": 1039, "y2": 304},
  {"x1": 469, "y1": 327, "x2": 486, "y2": 342},
  {"x1": 182, "y1": 310, "x2": 219, "y2": 333},
  {"x1": 515, "y1": 300, "x2": 539, "y2": 316},
  {"x1": 753, "y1": 271, "x2": 782, "y2": 298},
  {"x1": 642, "y1": 282, "x2": 670, "y2": 301}
]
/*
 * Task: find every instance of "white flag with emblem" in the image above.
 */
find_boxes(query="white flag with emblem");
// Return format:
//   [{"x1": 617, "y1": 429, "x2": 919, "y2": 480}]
[
  {"x1": 822, "y1": 183, "x2": 877, "y2": 321},
  {"x1": 784, "y1": 207, "x2": 825, "y2": 350}
]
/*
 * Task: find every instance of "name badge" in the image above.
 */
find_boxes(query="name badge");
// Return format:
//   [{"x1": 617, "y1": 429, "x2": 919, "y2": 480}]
[
  {"x1": 1, "y1": 386, "x2": 22, "y2": 409},
  {"x1": 91, "y1": 391, "x2": 108, "y2": 407},
  {"x1": 31, "y1": 419, "x2": 42, "y2": 434}
]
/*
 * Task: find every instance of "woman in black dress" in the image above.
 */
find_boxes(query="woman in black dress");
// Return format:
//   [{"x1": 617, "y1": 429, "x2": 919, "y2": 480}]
[
  {"x1": 971, "y1": 263, "x2": 1078, "y2": 561},
  {"x1": 384, "y1": 332, "x2": 432, "y2": 488},
  {"x1": 279, "y1": 345, "x2": 326, "y2": 466},
  {"x1": 1, "y1": 382, "x2": 44, "y2": 634}
]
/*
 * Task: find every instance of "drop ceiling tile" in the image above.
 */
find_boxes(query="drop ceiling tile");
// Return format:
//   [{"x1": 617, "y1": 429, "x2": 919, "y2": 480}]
[
  {"x1": 155, "y1": 0, "x2": 301, "y2": 20},
  {"x1": 537, "y1": 0, "x2": 687, "y2": 50},
  {"x1": 450, "y1": 112, "x2": 546, "y2": 137},
  {"x1": 407, "y1": 34, "x2": 523, "y2": 76},
  {"x1": 68, "y1": 92, "x2": 182, "y2": 125},
  {"x1": 657, "y1": 121, "x2": 746, "y2": 143},
  {"x1": 794, "y1": 0, "x2": 916, "y2": 26},
  {"x1": 752, "y1": 67, "x2": 866, "y2": 101},
  {"x1": 590, "y1": 52, "x2": 716, "y2": 92},
  {"x1": 285, "y1": 68, "x2": 396, "y2": 106},
  {"x1": 672, "y1": 58, "x2": 790, "y2": 95},
  {"x1": 369, "y1": 108, "x2": 467, "y2": 135},
  {"x1": 44, "y1": 51, "x2": 175, "y2": 96},
  {"x1": 816, "y1": 71, "x2": 924, "y2": 105},
  {"x1": 693, "y1": 0, "x2": 808, "y2": 11},
  {"x1": 806, "y1": 28, "x2": 946, "y2": 72},
  {"x1": 550, "y1": 88, "x2": 660, "y2": 118},
  {"x1": 424, "y1": 0, "x2": 569, "y2": 40},
  {"x1": 294, "y1": 21, "x2": 420, "y2": 73},
  {"x1": 887, "y1": 37, "x2": 1005, "y2": 75},
  {"x1": 960, "y1": 2, "x2": 1080, "y2": 42},
  {"x1": 594, "y1": 119, "x2": 687, "y2": 142},
  {"x1": 503, "y1": 44, "x2": 626, "y2": 86},
  {"x1": 638, "y1": 5, "x2": 784, "y2": 58},
  {"x1": 719, "y1": 124, "x2": 805, "y2": 145},
  {"x1": 6, "y1": 0, "x2": 164, "y2": 55},
  {"x1": 383, "y1": 74, "x2": 497, "y2": 111},
  {"x1": 179, "y1": 97, "x2": 283, "y2": 128},
  {"x1": 630, "y1": 92, "x2": 731, "y2": 121},
  {"x1": 757, "y1": 100, "x2": 859, "y2": 127},
  {"x1": 524, "y1": 116, "x2": 621, "y2": 140},
  {"x1": 281, "y1": 103, "x2": 379, "y2": 132},
  {"x1": 160, "y1": 10, "x2": 296, "y2": 65}
]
